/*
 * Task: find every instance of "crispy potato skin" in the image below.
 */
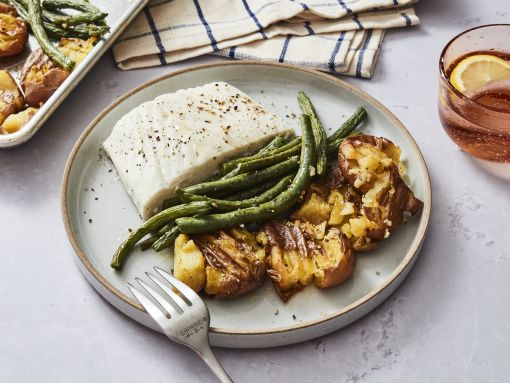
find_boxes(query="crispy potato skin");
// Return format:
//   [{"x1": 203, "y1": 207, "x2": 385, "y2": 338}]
[
  {"x1": 263, "y1": 221, "x2": 355, "y2": 301},
  {"x1": 0, "y1": 70, "x2": 23, "y2": 125},
  {"x1": 314, "y1": 229, "x2": 355, "y2": 289},
  {"x1": 21, "y1": 48, "x2": 69, "y2": 107},
  {"x1": 1, "y1": 107, "x2": 38, "y2": 134},
  {"x1": 0, "y1": 10, "x2": 28, "y2": 57},
  {"x1": 0, "y1": 2, "x2": 17, "y2": 15},
  {"x1": 338, "y1": 135, "x2": 399, "y2": 194},
  {"x1": 338, "y1": 135, "x2": 423, "y2": 246},
  {"x1": 363, "y1": 161, "x2": 423, "y2": 238},
  {"x1": 194, "y1": 229, "x2": 266, "y2": 298}
]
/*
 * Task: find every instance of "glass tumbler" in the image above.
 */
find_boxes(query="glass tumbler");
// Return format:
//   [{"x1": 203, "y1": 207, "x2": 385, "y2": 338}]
[{"x1": 438, "y1": 24, "x2": 510, "y2": 165}]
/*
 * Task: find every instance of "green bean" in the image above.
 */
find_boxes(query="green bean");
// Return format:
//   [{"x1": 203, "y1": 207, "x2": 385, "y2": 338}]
[
  {"x1": 44, "y1": 22, "x2": 109, "y2": 38},
  {"x1": 190, "y1": 156, "x2": 298, "y2": 195},
  {"x1": 222, "y1": 144, "x2": 301, "y2": 178},
  {"x1": 40, "y1": 2, "x2": 107, "y2": 26},
  {"x1": 27, "y1": 0, "x2": 74, "y2": 70},
  {"x1": 327, "y1": 107, "x2": 367, "y2": 156},
  {"x1": 219, "y1": 164, "x2": 242, "y2": 180},
  {"x1": 163, "y1": 156, "x2": 299, "y2": 209},
  {"x1": 221, "y1": 137, "x2": 301, "y2": 174},
  {"x1": 10, "y1": 0, "x2": 108, "y2": 38},
  {"x1": 52, "y1": 11, "x2": 107, "y2": 26},
  {"x1": 139, "y1": 235, "x2": 160, "y2": 251},
  {"x1": 156, "y1": 222, "x2": 174, "y2": 236},
  {"x1": 152, "y1": 226, "x2": 181, "y2": 252},
  {"x1": 12, "y1": 0, "x2": 67, "y2": 24},
  {"x1": 219, "y1": 137, "x2": 288, "y2": 179},
  {"x1": 176, "y1": 115, "x2": 314, "y2": 234},
  {"x1": 110, "y1": 202, "x2": 211, "y2": 270},
  {"x1": 257, "y1": 135, "x2": 287, "y2": 155},
  {"x1": 175, "y1": 175, "x2": 294, "y2": 211},
  {"x1": 223, "y1": 180, "x2": 278, "y2": 200},
  {"x1": 298, "y1": 91, "x2": 327, "y2": 176},
  {"x1": 43, "y1": 0, "x2": 102, "y2": 15}
]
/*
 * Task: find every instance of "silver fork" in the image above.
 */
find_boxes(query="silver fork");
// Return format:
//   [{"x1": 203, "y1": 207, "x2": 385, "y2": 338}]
[{"x1": 127, "y1": 266, "x2": 233, "y2": 383}]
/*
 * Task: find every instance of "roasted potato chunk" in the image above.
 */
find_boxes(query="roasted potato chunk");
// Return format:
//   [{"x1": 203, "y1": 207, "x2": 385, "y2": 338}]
[
  {"x1": 291, "y1": 183, "x2": 331, "y2": 225},
  {"x1": 0, "y1": 70, "x2": 23, "y2": 125},
  {"x1": 1, "y1": 107, "x2": 37, "y2": 134},
  {"x1": 338, "y1": 135, "x2": 423, "y2": 247},
  {"x1": 263, "y1": 220, "x2": 355, "y2": 301},
  {"x1": 198, "y1": 228, "x2": 266, "y2": 298},
  {"x1": 338, "y1": 135, "x2": 404, "y2": 193},
  {"x1": 21, "y1": 48, "x2": 69, "y2": 107},
  {"x1": 0, "y1": 10, "x2": 28, "y2": 57},
  {"x1": 174, "y1": 229, "x2": 266, "y2": 298},
  {"x1": 173, "y1": 234, "x2": 206, "y2": 293},
  {"x1": 59, "y1": 37, "x2": 96, "y2": 65},
  {"x1": 314, "y1": 227, "x2": 356, "y2": 288}
]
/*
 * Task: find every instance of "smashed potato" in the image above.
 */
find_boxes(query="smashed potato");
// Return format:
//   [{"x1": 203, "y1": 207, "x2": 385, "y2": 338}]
[
  {"x1": 21, "y1": 48, "x2": 69, "y2": 107},
  {"x1": 262, "y1": 220, "x2": 355, "y2": 301},
  {"x1": 173, "y1": 234, "x2": 206, "y2": 293},
  {"x1": 0, "y1": 70, "x2": 23, "y2": 125},
  {"x1": 290, "y1": 135, "x2": 423, "y2": 252},
  {"x1": 290, "y1": 183, "x2": 331, "y2": 225},
  {"x1": 1, "y1": 107, "x2": 37, "y2": 134},
  {"x1": 0, "y1": 9, "x2": 28, "y2": 57},
  {"x1": 338, "y1": 135, "x2": 423, "y2": 247},
  {"x1": 174, "y1": 229, "x2": 266, "y2": 298},
  {"x1": 59, "y1": 37, "x2": 96, "y2": 65}
]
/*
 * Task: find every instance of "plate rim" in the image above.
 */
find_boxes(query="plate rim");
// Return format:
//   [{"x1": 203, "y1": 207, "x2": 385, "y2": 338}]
[{"x1": 61, "y1": 61, "x2": 432, "y2": 337}]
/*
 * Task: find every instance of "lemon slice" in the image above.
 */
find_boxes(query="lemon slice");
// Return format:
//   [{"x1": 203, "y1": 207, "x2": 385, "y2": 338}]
[{"x1": 449, "y1": 54, "x2": 510, "y2": 94}]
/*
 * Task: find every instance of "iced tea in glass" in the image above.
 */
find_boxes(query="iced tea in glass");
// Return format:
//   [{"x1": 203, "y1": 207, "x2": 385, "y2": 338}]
[{"x1": 439, "y1": 24, "x2": 510, "y2": 164}]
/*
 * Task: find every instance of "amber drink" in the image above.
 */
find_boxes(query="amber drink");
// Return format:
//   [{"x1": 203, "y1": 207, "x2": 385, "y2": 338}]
[{"x1": 439, "y1": 25, "x2": 510, "y2": 163}]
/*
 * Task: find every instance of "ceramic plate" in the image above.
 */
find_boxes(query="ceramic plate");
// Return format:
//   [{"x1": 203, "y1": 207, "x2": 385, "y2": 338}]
[{"x1": 61, "y1": 62, "x2": 431, "y2": 348}]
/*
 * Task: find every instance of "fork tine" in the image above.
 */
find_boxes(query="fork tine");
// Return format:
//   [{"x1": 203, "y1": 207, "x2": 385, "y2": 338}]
[
  {"x1": 154, "y1": 266, "x2": 202, "y2": 305},
  {"x1": 135, "y1": 278, "x2": 180, "y2": 318},
  {"x1": 146, "y1": 272, "x2": 189, "y2": 311},
  {"x1": 127, "y1": 283, "x2": 168, "y2": 323}
]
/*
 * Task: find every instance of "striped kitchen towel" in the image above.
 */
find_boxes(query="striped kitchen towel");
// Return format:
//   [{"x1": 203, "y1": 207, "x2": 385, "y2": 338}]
[{"x1": 113, "y1": 0, "x2": 419, "y2": 78}]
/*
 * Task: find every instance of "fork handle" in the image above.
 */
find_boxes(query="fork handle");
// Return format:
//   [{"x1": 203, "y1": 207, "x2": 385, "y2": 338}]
[{"x1": 195, "y1": 344, "x2": 233, "y2": 383}]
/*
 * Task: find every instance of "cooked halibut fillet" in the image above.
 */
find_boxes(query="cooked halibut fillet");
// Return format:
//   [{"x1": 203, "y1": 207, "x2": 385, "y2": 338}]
[{"x1": 103, "y1": 82, "x2": 293, "y2": 219}]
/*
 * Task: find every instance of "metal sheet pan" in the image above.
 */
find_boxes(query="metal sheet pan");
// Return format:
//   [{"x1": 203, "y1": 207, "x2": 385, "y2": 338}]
[{"x1": 0, "y1": 0, "x2": 149, "y2": 148}]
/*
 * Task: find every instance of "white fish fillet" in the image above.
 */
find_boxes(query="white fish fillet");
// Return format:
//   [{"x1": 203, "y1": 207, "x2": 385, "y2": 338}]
[{"x1": 103, "y1": 82, "x2": 294, "y2": 219}]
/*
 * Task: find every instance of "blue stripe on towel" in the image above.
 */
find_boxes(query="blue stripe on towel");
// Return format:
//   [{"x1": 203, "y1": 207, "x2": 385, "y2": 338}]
[
  {"x1": 401, "y1": 12, "x2": 412, "y2": 26},
  {"x1": 356, "y1": 29, "x2": 373, "y2": 77},
  {"x1": 242, "y1": 0, "x2": 268, "y2": 39},
  {"x1": 337, "y1": 0, "x2": 352, "y2": 14},
  {"x1": 304, "y1": 21, "x2": 315, "y2": 35},
  {"x1": 193, "y1": 0, "x2": 219, "y2": 51},
  {"x1": 143, "y1": 7, "x2": 167, "y2": 65},
  {"x1": 290, "y1": 0, "x2": 309, "y2": 10},
  {"x1": 353, "y1": 14, "x2": 363, "y2": 29},
  {"x1": 278, "y1": 35, "x2": 292, "y2": 63},
  {"x1": 328, "y1": 31, "x2": 346, "y2": 72},
  {"x1": 229, "y1": 46, "x2": 237, "y2": 58},
  {"x1": 119, "y1": 1, "x2": 282, "y2": 43}
]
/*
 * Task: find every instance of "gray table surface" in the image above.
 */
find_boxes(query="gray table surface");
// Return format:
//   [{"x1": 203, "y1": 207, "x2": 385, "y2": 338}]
[{"x1": 1, "y1": 1, "x2": 509, "y2": 382}]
